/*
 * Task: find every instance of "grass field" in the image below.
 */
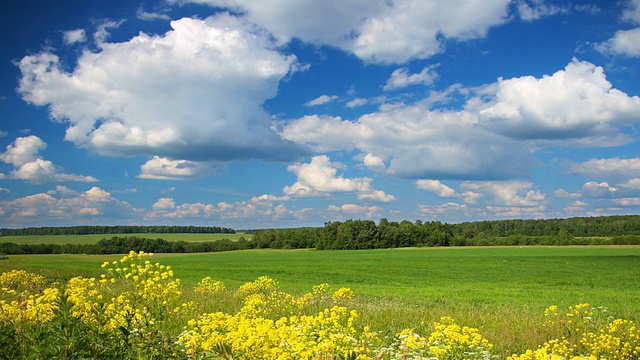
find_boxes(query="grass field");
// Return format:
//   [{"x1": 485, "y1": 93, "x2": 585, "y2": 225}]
[
  {"x1": 1, "y1": 246, "x2": 639, "y2": 355},
  {"x1": 0, "y1": 232, "x2": 251, "y2": 244}
]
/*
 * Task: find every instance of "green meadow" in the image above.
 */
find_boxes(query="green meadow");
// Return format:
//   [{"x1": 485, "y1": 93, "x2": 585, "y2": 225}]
[
  {"x1": 0, "y1": 232, "x2": 251, "y2": 244},
  {"x1": 1, "y1": 246, "x2": 639, "y2": 355}
]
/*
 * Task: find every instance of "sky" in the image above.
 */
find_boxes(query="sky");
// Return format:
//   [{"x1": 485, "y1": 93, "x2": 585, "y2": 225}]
[{"x1": 1, "y1": 0, "x2": 640, "y2": 229}]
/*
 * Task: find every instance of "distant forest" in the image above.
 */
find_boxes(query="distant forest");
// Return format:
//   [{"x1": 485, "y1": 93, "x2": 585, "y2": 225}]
[
  {"x1": 0, "y1": 236, "x2": 250, "y2": 255},
  {"x1": 0, "y1": 225, "x2": 235, "y2": 236},
  {"x1": 252, "y1": 215, "x2": 640, "y2": 250},
  {"x1": 1, "y1": 215, "x2": 640, "y2": 255}
]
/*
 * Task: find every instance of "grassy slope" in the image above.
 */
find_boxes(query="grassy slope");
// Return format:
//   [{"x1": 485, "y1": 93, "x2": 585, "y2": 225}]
[
  {"x1": 0, "y1": 233, "x2": 252, "y2": 244},
  {"x1": 2, "y1": 246, "x2": 639, "y2": 355}
]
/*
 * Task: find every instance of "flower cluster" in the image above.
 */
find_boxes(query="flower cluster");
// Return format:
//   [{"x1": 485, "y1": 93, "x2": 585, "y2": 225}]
[
  {"x1": 2, "y1": 255, "x2": 639, "y2": 359},
  {"x1": 0, "y1": 269, "x2": 59, "y2": 325},
  {"x1": 379, "y1": 317, "x2": 495, "y2": 360},
  {"x1": 194, "y1": 276, "x2": 226, "y2": 294},
  {"x1": 508, "y1": 304, "x2": 640, "y2": 359}
]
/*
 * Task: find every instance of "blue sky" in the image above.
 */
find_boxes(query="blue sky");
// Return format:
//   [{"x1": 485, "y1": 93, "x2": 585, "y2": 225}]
[{"x1": 1, "y1": 0, "x2": 640, "y2": 229}]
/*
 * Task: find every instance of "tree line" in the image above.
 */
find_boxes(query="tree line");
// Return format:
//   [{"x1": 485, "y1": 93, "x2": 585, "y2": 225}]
[
  {"x1": 253, "y1": 215, "x2": 640, "y2": 250},
  {"x1": 0, "y1": 225, "x2": 235, "y2": 236},
  {"x1": 0, "y1": 236, "x2": 253, "y2": 255},
  {"x1": 2, "y1": 215, "x2": 640, "y2": 255}
]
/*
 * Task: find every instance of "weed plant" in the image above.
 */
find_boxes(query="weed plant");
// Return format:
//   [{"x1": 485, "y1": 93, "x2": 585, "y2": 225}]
[{"x1": 2, "y1": 251, "x2": 640, "y2": 359}]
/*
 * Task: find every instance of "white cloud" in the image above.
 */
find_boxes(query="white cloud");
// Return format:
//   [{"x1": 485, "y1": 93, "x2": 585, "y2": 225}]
[
  {"x1": 568, "y1": 158, "x2": 640, "y2": 180},
  {"x1": 0, "y1": 135, "x2": 45, "y2": 166},
  {"x1": 363, "y1": 153, "x2": 386, "y2": 172},
  {"x1": 305, "y1": 95, "x2": 338, "y2": 106},
  {"x1": 554, "y1": 188, "x2": 582, "y2": 199},
  {"x1": 284, "y1": 60, "x2": 639, "y2": 181},
  {"x1": 618, "y1": 178, "x2": 640, "y2": 190},
  {"x1": 460, "y1": 181, "x2": 545, "y2": 207},
  {"x1": 596, "y1": 28, "x2": 640, "y2": 57},
  {"x1": 171, "y1": 0, "x2": 511, "y2": 64},
  {"x1": 10, "y1": 159, "x2": 98, "y2": 184},
  {"x1": 282, "y1": 107, "x2": 533, "y2": 180},
  {"x1": 596, "y1": 0, "x2": 640, "y2": 57},
  {"x1": 564, "y1": 200, "x2": 588, "y2": 213},
  {"x1": 415, "y1": 180, "x2": 457, "y2": 198},
  {"x1": 250, "y1": 194, "x2": 290, "y2": 203},
  {"x1": 383, "y1": 65, "x2": 439, "y2": 90},
  {"x1": 348, "y1": 0, "x2": 511, "y2": 63},
  {"x1": 485, "y1": 205, "x2": 547, "y2": 219},
  {"x1": 417, "y1": 202, "x2": 471, "y2": 220},
  {"x1": 63, "y1": 29, "x2": 87, "y2": 45},
  {"x1": 138, "y1": 156, "x2": 211, "y2": 180},
  {"x1": 146, "y1": 195, "x2": 312, "y2": 225},
  {"x1": 516, "y1": 0, "x2": 568, "y2": 21},
  {"x1": 477, "y1": 59, "x2": 640, "y2": 142},
  {"x1": 612, "y1": 198, "x2": 640, "y2": 206},
  {"x1": 18, "y1": 14, "x2": 305, "y2": 165},
  {"x1": 346, "y1": 98, "x2": 368, "y2": 108},
  {"x1": 284, "y1": 155, "x2": 372, "y2": 196},
  {"x1": 327, "y1": 204, "x2": 383, "y2": 218},
  {"x1": 0, "y1": 186, "x2": 136, "y2": 226},
  {"x1": 357, "y1": 190, "x2": 396, "y2": 203},
  {"x1": 152, "y1": 197, "x2": 176, "y2": 210},
  {"x1": 0, "y1": 136, "x2": 98, "y2": 184},
  {"x1": 623, "y1": 0, "x2": 640, "y2": 24},
  {"x1": 582, "y1": 181, "x2": 617, "y2": 198},
  {"x1": 136, "y1": 7, "x2": 171, "y2": 21}
]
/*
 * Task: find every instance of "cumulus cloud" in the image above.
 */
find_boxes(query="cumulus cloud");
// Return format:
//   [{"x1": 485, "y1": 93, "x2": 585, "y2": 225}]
[
  {"x1": 582, "y1": 181, "x2": 617, "y2": 198},
  {"x1": 283, "y1": 60, "x2": 640, "y2": 181},
  {"x1": 415, "y1": 180, "x2": 457, "y2": 198},
  {"x1": 63, "y1": 29, "x2": 87, "y2": 45},
  {"x1": 596, "y1": 28, "x2": 640, "y2": 57},
  {"x1": 282, "y1": 107, "x2": 533, "y2": 180},
  {"x1": 460, "y1": 181, "x2": 545, "y2": 207},
  {"x1": 568, "y1": 158, "x2": 640, "y2": 180},
  {"x1": 305, "y1": 95, "x2": 338, "y2": 106},
  {"x1": 138, "y1": 156, "x2": 211, "y2": 180},
  {"x1": 0, "y1": 135, "x2": 46, "y2": 166},
  {"x1": 363, "y1": 153, "x2": 386, "y2": 172},
  {"x1": 284, "y1": 155, "x2": 372, "y2": 196},
  {"x1": 476, "y1": 59, "x2": 640, "y2": 142},
  {"x1": 357, "y1": 190, "x2": 396, "y2": 203},
  {"x1": 146, "y1": 195, "x2": 312, "y2": 226},
  {"x1": 18, "y1": 14, "x2": 306, "y2": 165},
  {"x1": 283, "y1": 155, "x2": 395, "y2": 202},
  {"x1": 383, "y1": 65, "x2": 439, "y2": 91},
  {"x1": 0, "y1": 136, "x2": 98, "y2": 184},
  {"x1": 171, "y1": 0, "x2": 511, "y2": 64},
  {"x1": 0, "y1": 186, "x2": 136, "y2": 227},
  {"x1": 596, "y1": 0, "x2": 640, "y2": 57}
]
